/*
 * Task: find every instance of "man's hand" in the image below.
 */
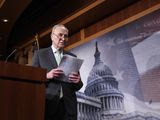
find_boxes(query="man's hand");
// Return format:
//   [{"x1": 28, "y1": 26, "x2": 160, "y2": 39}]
[
  {"x1": 68, "y1": 72, "x2": 80, "y2": 83},
  {"x1": 46, "y1": 68, "x2": 64, "y2": 79}
]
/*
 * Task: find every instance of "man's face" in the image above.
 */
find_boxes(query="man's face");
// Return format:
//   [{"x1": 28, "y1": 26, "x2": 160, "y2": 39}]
[{"x1": 51, "y1": 26, "x2": 68, "y2": 49}]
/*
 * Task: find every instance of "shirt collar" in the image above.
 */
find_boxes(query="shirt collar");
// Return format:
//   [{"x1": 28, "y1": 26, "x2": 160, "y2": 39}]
[{"x1": 51, "y1": 45, "x2": 63, "y2": 53}]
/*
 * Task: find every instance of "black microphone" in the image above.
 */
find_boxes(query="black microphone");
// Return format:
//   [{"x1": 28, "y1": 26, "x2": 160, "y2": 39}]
[{"x1": 5, "y1": 49, "x2": 17, "y2": 63}]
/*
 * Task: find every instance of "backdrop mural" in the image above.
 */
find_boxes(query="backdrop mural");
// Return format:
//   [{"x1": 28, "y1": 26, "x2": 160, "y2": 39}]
[{"x1": 70, "y1": 9, "x2": 160, "y2": 120}]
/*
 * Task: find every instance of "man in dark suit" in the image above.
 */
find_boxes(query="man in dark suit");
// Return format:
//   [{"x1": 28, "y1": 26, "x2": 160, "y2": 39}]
[{"x1": 32, "y1": 24, "x2": 83, "y2": 120}]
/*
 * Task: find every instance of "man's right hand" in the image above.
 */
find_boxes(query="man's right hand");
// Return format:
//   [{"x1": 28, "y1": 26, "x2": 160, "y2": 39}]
[{"x1": 46, "y1": 68, "x2": 64, "y2": 79}]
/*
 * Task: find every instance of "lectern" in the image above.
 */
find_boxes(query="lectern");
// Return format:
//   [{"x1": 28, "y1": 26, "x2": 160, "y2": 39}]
[{"x1": 0, "y1": 61, "x2": 47, "y2": 120}]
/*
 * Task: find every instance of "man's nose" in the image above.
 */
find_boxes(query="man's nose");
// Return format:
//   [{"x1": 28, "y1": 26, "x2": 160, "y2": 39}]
[
  {"x1": 60, "y1": 36, "x2": 65, "y2": 41},
  {"x1": 61, "y1": 36, "x2": 65, "y2": 40}
]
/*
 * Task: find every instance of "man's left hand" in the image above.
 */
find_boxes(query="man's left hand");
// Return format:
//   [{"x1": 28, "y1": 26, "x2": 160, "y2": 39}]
[{"x1": 68, "y1": 72, "x2": 80, "y2": 83}]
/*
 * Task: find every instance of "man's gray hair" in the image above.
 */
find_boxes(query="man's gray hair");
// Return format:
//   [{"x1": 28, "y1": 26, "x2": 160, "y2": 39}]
[{"x1": 51, "y1": 24, "x2": 68, "y2": 34}]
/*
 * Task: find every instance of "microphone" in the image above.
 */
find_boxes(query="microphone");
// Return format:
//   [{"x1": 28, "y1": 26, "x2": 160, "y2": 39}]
[{"x1": 5, "y1": 49, "x2": 17, "y2": 63}]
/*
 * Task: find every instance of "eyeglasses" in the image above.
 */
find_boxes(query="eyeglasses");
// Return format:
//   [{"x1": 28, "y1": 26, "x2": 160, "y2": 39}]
[{"x1": 53, "y1": 33, "x2": 68, "y2": 39}]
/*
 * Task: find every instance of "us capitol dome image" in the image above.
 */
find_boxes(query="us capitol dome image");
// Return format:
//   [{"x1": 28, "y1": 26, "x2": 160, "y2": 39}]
[
  {"x1": 76, "y1": 42, "x2": 125, "y2": 120},
  {"x1": 75, "y1": 42, "x2": 160, "y2": 120}
]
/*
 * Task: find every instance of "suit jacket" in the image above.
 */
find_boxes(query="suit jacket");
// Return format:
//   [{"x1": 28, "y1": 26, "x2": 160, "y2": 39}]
[{"x1": 32, "y1": 47, "x2": 83, "y2": 116}]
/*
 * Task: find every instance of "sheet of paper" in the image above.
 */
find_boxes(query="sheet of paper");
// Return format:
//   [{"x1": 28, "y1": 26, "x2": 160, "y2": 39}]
[{"x1": 58, "y1": 55, "x2": 83, "y2": 82}]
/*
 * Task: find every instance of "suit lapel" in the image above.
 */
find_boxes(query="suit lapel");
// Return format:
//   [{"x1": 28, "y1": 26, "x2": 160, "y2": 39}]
[{"x1": 47, "y1": 47, "x2": 58, "y2": 68}]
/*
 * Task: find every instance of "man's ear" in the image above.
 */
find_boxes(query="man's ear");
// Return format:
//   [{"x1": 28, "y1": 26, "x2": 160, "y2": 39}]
[{"x1": 51, "y1": 33, "x2": 54, "y2": 41}]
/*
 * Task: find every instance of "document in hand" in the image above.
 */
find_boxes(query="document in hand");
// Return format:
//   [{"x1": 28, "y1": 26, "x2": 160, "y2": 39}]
[{"x1": 58, "y1": 55, "x2": 84, "y2": 82}]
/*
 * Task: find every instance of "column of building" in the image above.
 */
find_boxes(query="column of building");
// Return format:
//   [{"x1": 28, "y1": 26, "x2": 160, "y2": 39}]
[{"x1": 14, "y1": 45, "x2": 34, "y2": 65}]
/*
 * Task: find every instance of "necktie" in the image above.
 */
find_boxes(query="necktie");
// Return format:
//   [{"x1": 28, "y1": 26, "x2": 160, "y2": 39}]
[
  {"x1": 56, "y1": 50, "x2": 62, "y2": 65},
  {"x1": 55, "y1": 50, "x2": 63, "y2": 98}
]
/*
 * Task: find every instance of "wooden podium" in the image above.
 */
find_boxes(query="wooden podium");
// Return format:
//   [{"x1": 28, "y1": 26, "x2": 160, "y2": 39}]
[{"x1": 0, "y1": 61, "x2": 47, "y2": 120}]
